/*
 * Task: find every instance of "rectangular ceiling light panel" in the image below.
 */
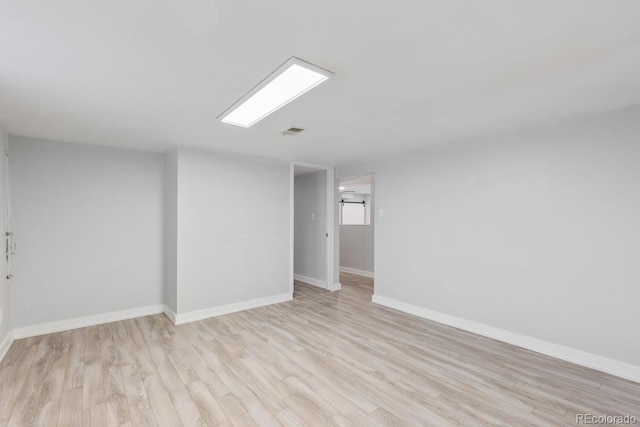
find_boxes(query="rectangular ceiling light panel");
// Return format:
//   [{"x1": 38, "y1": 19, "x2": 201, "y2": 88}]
[{"x1": 219, "y1": 57, "x2": 331, "y2": 128}]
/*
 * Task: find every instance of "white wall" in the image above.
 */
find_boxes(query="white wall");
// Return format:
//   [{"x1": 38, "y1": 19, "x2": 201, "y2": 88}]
[
  {"x1": 340, "y1": 192, "x2": 374, "y2": 274},
  {"x1": 340, "y1": 225, "x2": 374, "y2": 274},
  {"x1": 175, "y1": 149, "x2": 290, "y2": 314},
  {"x1": 337, "y1": 105, "x2": 640, "y2": 370},
  {"x1": 163, "y1": 150, "x2": 178, "y2": 313},
  {"x1": 10, "y1": 137, "x2": 164, "y2": 329},
  {"x1": 294, "y1": 171, "x2": 327, "y2": 284},
  {"x1": 0, "y1": 126, "x2": 11, "y2": 354}
]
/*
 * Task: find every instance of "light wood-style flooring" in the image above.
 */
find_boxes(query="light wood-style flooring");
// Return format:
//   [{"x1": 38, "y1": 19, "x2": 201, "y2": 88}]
[{"x1": 1, "y1": 273, "x2": 639, "y2": 426}]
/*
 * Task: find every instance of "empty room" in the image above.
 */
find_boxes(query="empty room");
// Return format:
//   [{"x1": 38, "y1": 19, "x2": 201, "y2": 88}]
[{"x1": 1, "y1": 1, "x2": 639, "y2": 426}]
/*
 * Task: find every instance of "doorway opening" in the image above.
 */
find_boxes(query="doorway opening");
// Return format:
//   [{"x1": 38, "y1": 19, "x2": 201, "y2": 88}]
[
  {"x1": 290, "y1": 163, "x2": 336, "y2": 298},
  {"x1": 338, "y1": 173, "x2": 375, "y2": 297}
]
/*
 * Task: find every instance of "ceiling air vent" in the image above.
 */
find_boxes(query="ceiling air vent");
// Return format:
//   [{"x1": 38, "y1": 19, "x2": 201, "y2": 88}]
[{"x1": 282, "y1": 127, "x2": 305, "y2": 136}]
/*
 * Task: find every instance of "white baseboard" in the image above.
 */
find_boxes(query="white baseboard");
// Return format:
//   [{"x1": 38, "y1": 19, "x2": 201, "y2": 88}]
[
  {"x1": 340, "y1": 266, "x2": 374, "y2": 278},
  {"x1": 0, "y1": 330, "x2": 14, "y2": 363},
  {"x1": 293, "y1": 274, "x2": 341, "y2": 292},
  {"x1": 372, "y1": 295, "x2": 640, "y2": 383},
  {"x1": 12, "y1": 304, "x2": 166, "y2": 339},
  {"x1": 294, "y1": 273, "x2": 327, "y2": 289},
  {"x1": 163, "y1": 307, "x2": 177, "y2": 324},
  {"x1": 174, "y1": 293, "x2": 292, "y2": 325}
]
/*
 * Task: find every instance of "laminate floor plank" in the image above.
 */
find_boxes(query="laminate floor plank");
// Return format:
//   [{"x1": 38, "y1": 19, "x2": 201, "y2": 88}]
[
  {"x1": 184, "y1": 381, "x2": 230, "y2": 427},
  {"x1": 0, "y1": 344, "x2": 38, "y2": 424},
  {"x1": 56, "y1": 388, "x2": 83, "y2": 427},
  {"x1": 0, "y1": 273, "x2": 638, "y2": 426},
  {"x1": 215, "y1": 394, "x2": 258, "y2": 427},
  {"x1": 6, "y1": 337, "x2": 52, "y2": 426},
  {"x1": 34, "y1": 332, "x2": 70, "y2": 426},
  {"x1": 119, "y1": 365, "x2": 156, "y2": 427},
  {"x1": 143, "y1": 376, "x2": 182, "y2": 427}
]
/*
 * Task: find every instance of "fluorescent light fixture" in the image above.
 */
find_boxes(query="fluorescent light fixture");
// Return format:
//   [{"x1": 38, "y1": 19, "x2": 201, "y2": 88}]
[
  {"x1": 339, "y1": 187, "x2": 345, "y2": 190},
  {"x1": 219, "y1": 57, "x2": 332, "y2": 128}
]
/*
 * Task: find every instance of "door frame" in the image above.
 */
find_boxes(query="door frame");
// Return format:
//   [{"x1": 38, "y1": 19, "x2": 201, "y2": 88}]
[{"x1": 289, "y1": 162, "x2": 337, "y2": 296}]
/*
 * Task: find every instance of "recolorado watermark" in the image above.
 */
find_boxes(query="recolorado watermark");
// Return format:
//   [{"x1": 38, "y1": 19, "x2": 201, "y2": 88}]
[{"x1": 576, "y1": 414, "x2": 637, "y2": 424}]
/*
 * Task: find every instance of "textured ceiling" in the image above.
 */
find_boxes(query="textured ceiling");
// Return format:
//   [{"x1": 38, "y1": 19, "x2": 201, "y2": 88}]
[{"x1": 2, "y1": 0, "x2": 640, "y2": 166}]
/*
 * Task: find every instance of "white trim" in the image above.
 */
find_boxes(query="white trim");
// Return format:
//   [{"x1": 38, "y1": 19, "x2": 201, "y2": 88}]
[
  {"x1": 289, "y1": 163, "x2": 295, "y2": 297},
  {"x1": 372, "y1": 295, "x2": 640, "y2": 383},
  {"x1": 12, "y1": 304, "x2": 166, "y2": 339},
  {"x1": 340, "y1": 266, "x2": 374, "y2": 278},
  {"x1": 173, "y1": 293, "x2": 291, "y2": 325},
  {"x1": 0, "y1": 330, "x2": 14, "y2": 363},
  {"x1": 328, "y1": 282, "x2": 342, "y2": 292},
  {"x1": 163, "y1": 307, "x2": 177, "y2": 324},
  {"x1": 294, "y1": 273, "x2": 327, "y2": 289},
  {"x1": 325, "y1": 167, "x2": 336, "y2": 291}
]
